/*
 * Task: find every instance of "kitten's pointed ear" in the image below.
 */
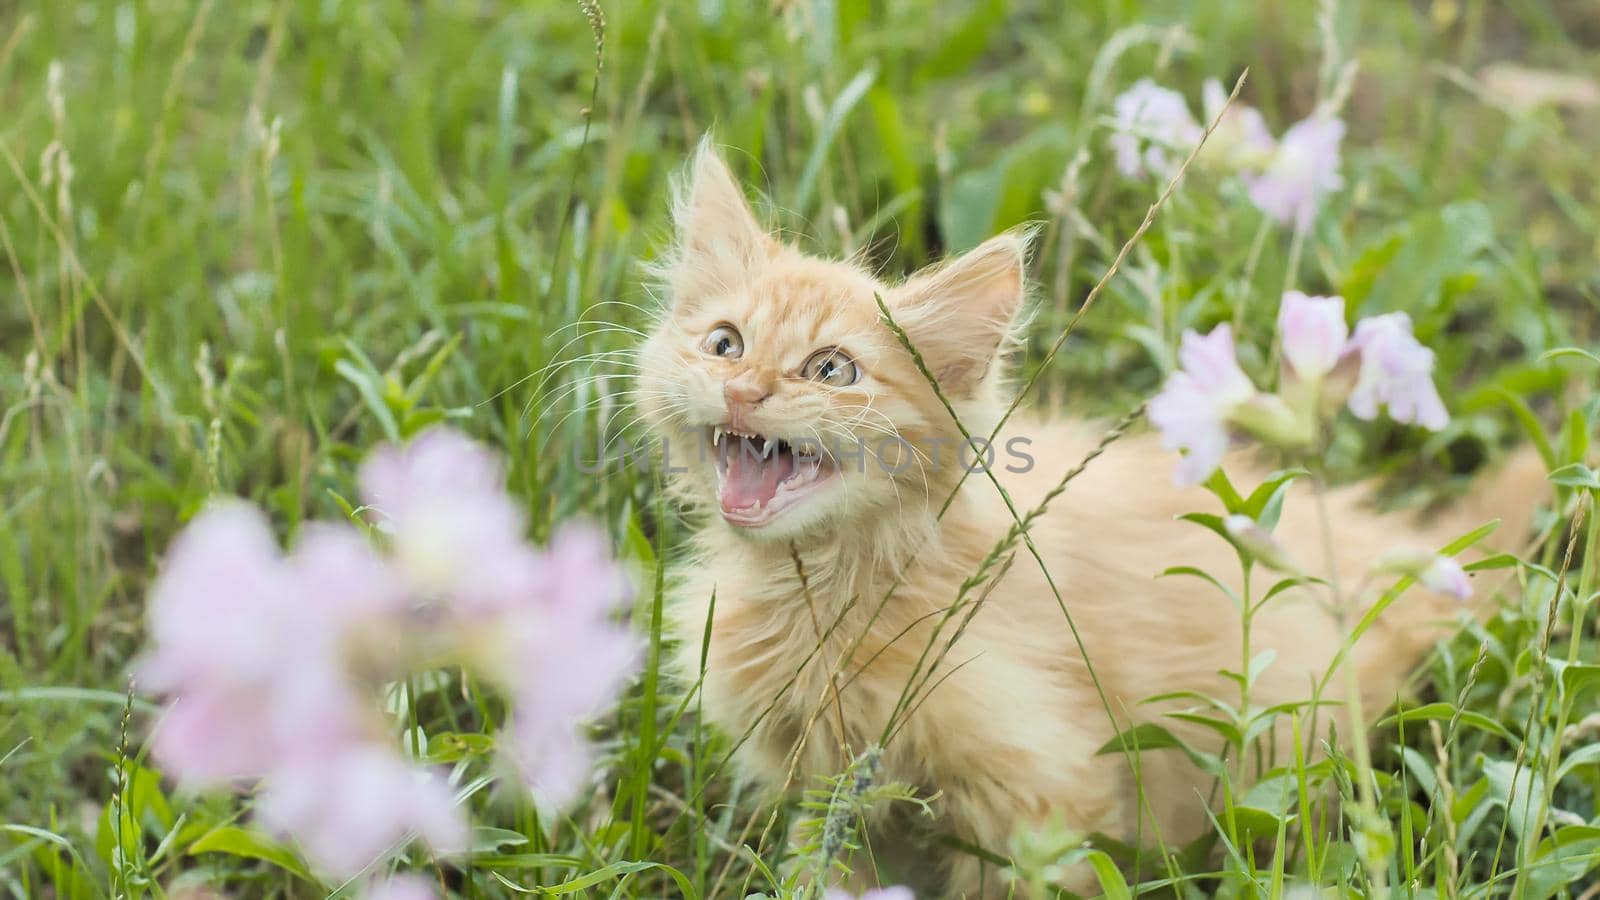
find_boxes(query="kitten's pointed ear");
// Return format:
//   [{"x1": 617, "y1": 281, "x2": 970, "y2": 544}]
[
  {"x1": 888, "y1": 229, "x2": 1033, "y2": 396},
  {"x1": 669, "y1": 139, "x2": 774, "y2": 299}
]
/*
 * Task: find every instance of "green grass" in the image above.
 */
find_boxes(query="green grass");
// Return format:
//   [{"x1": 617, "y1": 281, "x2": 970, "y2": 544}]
[{"x1": 2, "y1": 0, "x2": 1599, "y2": 896}]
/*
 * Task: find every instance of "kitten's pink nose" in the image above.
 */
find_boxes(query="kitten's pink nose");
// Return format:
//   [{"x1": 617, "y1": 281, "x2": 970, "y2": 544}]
[
  {"x1": 724, "y1": 376, "x2": 771, "y2": 406},
  {"x1": 723, "y1": 373, "x2": 772, "y2": 420}
]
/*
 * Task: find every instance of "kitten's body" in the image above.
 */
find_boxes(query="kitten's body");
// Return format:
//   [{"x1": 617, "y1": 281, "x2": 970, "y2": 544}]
[{"x1": 639, "y1": 144, "x2": 1543, "y2": 896}]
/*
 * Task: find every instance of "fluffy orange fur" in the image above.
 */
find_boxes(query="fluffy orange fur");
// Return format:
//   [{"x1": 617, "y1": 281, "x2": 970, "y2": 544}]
[{"x1": 635, "y1": 142, "x2": 1545, "y2": 897}]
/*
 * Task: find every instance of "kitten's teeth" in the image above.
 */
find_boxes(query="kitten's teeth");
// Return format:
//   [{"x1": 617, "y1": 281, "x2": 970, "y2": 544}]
[
  {"x1": 761, "y1": 440, "x2": 775, "y2": 460},
  {"x1": 712, "y1": 426, "x2": 724, "y2": 446}
]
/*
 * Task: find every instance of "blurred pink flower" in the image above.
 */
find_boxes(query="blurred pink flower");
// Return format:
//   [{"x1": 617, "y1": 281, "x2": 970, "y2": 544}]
[
  {"x1": 363, "y1": 876, "x2": 438, "y2": 900},
  {"x1": 362, "y1": 431, "x2": 639, "y2": 807},
  {"x1": 1149, "y1": 325, "x2": 1258, "y2": 485},
  {"x1": 141, "y1": 504, "x2": 463, "y2": 876},
  {"x1": 361, "y1": 428, "x2": 543, "y2": 614},
  {"x1": 1244, "y1": 115, "x2": 1345, "y2": 233},
  {"x1": 1421, "y1": 555, "x2": 1473, "y2": 601},
  {"x1": 1109, "y1": 79, "x2": 1202, "y2": 178},
  {"x1": 142, "y1": 426, "x2": 639, "y2": 880},
  {"x1": 1346, "y1": 312, "x2": 1449, "y2": 430},
  {"x1": 494, "y1": 524, "x2": 638, "y2": 809},
  {"x1": 141, "y1": 506, "x2": 392, "y2": 785},
  {"x1": 1278, "y1": 291, "x2": 1350, "y2": 382},
  {"x1": 258, "y1": 746, "x2": 465, "y2": 878},
  {"x1": 1202, "y1": 78, "x2": 1276, "y2": 169},
  {"x1": 1373, "y1": 549, "x2": 1473, "y2": 601}
]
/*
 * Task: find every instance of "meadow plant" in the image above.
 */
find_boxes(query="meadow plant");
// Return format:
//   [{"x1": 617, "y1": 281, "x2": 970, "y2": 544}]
[
  {"x1": 1109, "y1": 78, "x2": 1345, "y2": 231},
  {"x1": 1143, "y1": 290, "x2": 1487, "y2": 891},
  {"x1": 137, "y1": 427, "x2": 636, "y2": 894},
  {"x1": 1150, "y1": 291, "x2": 1448, "y2": 487}
]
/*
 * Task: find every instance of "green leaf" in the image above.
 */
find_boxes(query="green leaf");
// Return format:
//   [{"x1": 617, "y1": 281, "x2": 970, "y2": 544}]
[
  {"x1": 1441, "y1": 520, "x2": 1501, "y2": 554},
  {"x1": 1378, "y1": 701, "x2": 1515, "y2": 742},
  {"x1": 1157, "y1": 565, "x2": 1239, "y2": 605},
  {"x1": 470, "y1": 826, "x2": 530, "y2": 853},
  {"x1": 791, "y1": 66, "x2": 877, "y2": 217},
  {"x1": 1524, "y1": 826, "x2": 1600, "y2": 900},
  {"x1": 1247, "y1": 649, "x2": 1278, "y2": 687},
  {"x1": 1356, "y1": 201, "x2": 1493, "y2": 319},
  {"x1": 1094, "y1": 722, "x2": 1225, "y2": 777},
  {"x1": 1540, "y1": 347, "x2": 1600, "y2": 367},
  {"x1": 916, "y1": 0, "x2": 1005, "y2": 79},
  {"x1": 1555, "y1": 742, "x2": 1600, "y2": 784},
  {"x1": 1480, "y1": 757, "x2": 1550, "y2": 841},
  {"x1": 1240, "y1": 469, "x2": 1308, "y2": 528},
  {"x1": 335, "y1": 358, "x2": 402, "y2": 442},
  {"x1": 186, "y1": 826, "x2": 315, "y2": 883},
  {"x1": 1547, "y1": 463, "x2": 1600, "y2": 490},
  {"x1": 491, "y1": 859, "x2": 698, "y2": 898},
  {"x1": 1463, "y1": 553, "x2": 1520, "y2": 572},
  {"x1": 1489, "y1": 389, "x2": 1557, "y2": 469},
  {"x1": 1552, "y1": 660, "x2": 1600, "y2": 699},
  {"x1": 471, "y1": 853, "x2": 586, "y2": 870},
  {"x1": 1165, "y1": 710, "x2": 1243, "y2": 746},
  {"x1": 1203, "y1": 468, "x2": 1245, "y2": 512},
  {"x1": 425, "y1": 730, "x2": 495, "y2": 763},
  {"x1": 403, "y1": 331, "x2": 463, "y2": 406},
  {"x1": 1083, "y1": 848, "x2": 1132, "y2": 900},
  {"x1": 1563, "y1": 408, "x2": 1591, "y2": 468}
]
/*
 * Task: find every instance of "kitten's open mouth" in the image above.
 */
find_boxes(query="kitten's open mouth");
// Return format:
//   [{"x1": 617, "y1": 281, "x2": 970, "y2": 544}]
[{"x1": 708, "y1": 426, "x2": 837, "y2": 527}]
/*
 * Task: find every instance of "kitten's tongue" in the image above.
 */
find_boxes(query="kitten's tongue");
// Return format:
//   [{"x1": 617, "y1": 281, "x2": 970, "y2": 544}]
[{"x1": 720, "y1": 449, "x2": 796, "y2": 514}]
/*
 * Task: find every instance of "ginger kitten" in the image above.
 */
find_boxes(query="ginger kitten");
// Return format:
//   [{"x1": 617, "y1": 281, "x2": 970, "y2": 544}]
[{"x1": 635, "y1": 142, "x2": 1544, "y2": 896}]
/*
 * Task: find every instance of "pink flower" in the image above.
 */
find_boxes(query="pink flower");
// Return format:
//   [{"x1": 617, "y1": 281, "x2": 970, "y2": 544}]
[
  {"x1": 363, "y1": 432, "x2": 638, "y2": 810},
  {"x1": 1278, "y1": 292, "x2": 1349, "y2": 382},
  {"x1": 1201, "y1": 78, "x2": 1276, "y2": 169},
  {"x1": 363, "y1": 876, "x2": 438, "y2": 900},
  {"x1": 141, "y1": 506, "x2": 396, "y2": 786},
  {"x1": 1346, "y1": 313, "x2": 1449, "y2": 430},
  {"x1": 140, "y1": 505, "x2": 465, "y2": 876},
  {"x1": 141, "y1": 426, "x2": 640, "y2": 880},
  {"x1": 361, "y1": 428, "x2": 544, "y2": 614},
  {"x1": 1109, "y1": 80, "x2": 1202, "y2": 178},
  {"x1": 495, "y1": 524, "x2": 638, "y2": 809},
  {"x1": 1244, "y1": 115, "x2": 1345, "y2": 233},
  {"x1": 1372, "y1": 550, "x2": 1473, "y2": 601},
  {"x1": 1421, "y1": 556, "x2": 1472, "y2": 601},
  {"x1": 1149, "y1": 325, "x2": 1258, "y2": 485},
  {"x1": 257, "y1": 746, "x2": 465, "y2": 878}
]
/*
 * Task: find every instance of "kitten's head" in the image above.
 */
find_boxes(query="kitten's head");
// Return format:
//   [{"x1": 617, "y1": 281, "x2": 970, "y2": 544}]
[{"x1": 637, "y1": 140, "x2": 1030, "y2": 543}]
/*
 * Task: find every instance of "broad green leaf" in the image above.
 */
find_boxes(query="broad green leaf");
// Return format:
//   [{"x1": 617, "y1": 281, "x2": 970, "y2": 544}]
[
  {"x1": 1241, "y1": 468, "x2": 1308, "y2": 528},
  {"x1": 1522, "y1": 826, "x2": 1600, "y2": 900},
  {"x1": 1378, "y1": 701, "x2": 1516, "y2": 742},
  {"x1": 186, "y1": 826, "x2": 314, "y2": 883},
  {"x1": 1547, "y1": 463, "x2": 1600, "y2": 490},
  {"x1": 470, "y1": 826, "x2": 530, "y2": 853},
  {"x1": 1093, "y1": 722, "x2": 1225, "y2": 777},
  {"x1": 1084, "y1": 848, "x2": 1132, "y2": 900}
]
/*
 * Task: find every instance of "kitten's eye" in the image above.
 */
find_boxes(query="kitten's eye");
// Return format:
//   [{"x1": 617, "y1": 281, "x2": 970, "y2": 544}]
[
  {"x1": 701, "y1": 324, "x2": 744, "y2": 359},
  {"x1": 801, "y1": 348, "x2": 860, "y2": 387}
]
